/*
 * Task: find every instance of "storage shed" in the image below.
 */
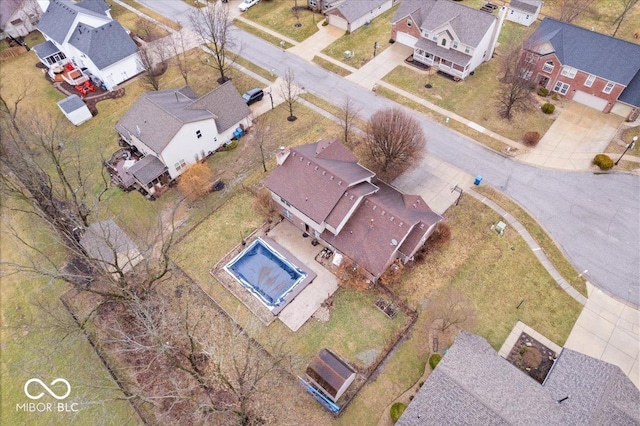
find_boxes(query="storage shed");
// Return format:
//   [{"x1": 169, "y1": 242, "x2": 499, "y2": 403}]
[
  {"x1": 79, "y1": 219, "x2": 142, "y2": 275},
  {"x1": 57, "y1": 94, "x2": 92, "y2": 126},
  {"x1": 306, "y1": 349, "x2": 356, "y2": 402}
]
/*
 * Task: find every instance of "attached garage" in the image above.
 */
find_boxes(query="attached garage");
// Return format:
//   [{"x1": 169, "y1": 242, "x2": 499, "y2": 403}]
[
  {"x1": 573, "y1": 91, "x2": 608, "y2": 112},
  {"x1": 327, "y1": 14, "x2": 348, "y2": 31},
  {"x1": 396, "y1": 32, "x2": 418, "y2": 47}
]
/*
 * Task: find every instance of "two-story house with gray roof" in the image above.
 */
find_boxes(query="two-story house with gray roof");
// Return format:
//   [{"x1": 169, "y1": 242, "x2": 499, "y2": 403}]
[
  {"x1": 0, "y1": 0, "x2": 42, "y2": 39},
  {"x1": 113, "y1": 82, "x2": 251, "y2": 196},
  {"x1": 522, "y1": 18, "x2": 640, "y2": 117},
  {"x1": 264, "y1": 139, "x2": 443, "y2": 281},
  {"x1": 391, "y1": 0, "x2": 506, "y2": 80},
  {"x1": 32, "y1": 0, "x2": 140, "y2": 91}
]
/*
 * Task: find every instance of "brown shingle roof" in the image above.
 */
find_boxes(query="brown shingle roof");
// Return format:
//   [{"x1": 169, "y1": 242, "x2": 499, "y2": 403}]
[
  {"x1": 264, "y1": 139, "x2": 374, "y2": 224},
  {"x1": 306, "y1": 349, "x2": 355, "y2": 399},
  {"x1": 325, "y1": 181, "x2": 378, "y2": 229}
]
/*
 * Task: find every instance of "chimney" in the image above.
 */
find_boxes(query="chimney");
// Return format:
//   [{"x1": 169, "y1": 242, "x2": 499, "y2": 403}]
[
  {"x1": 276, "y1": 146, "x2": 290, "y2": 166},
  {"x1": 488, "y1": 6, "x2": 508, "y2": 59}
]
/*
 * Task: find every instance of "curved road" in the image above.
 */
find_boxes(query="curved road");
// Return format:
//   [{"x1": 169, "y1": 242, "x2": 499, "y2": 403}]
[{"x1": 138, "y1": 0, "x2": 640, "y2": 306}]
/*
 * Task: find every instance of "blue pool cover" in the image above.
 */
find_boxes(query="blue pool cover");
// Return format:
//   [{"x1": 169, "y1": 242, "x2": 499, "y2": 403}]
[{"x1": 225, "y1": 239, "x2": 306, "y2": 308}]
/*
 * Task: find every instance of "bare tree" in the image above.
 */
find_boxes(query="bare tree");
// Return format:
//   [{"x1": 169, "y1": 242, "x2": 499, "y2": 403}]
[
  {"x1": 559, "y1": 0, "x2": 595, "y2": 23},
  {"x1": 170, "y1": 30, "x2": 191, "y2": 85},
  {"x1": 0, "y1": 110, "x2": 175, "y2": 302},
  {"x1": 364, "y1": 108, "x2": 425, "y2": 180},
  {"x1": 137, "y1": 42, "x2": 164, "y2": 91},
  {"x1": 495, "y1": 45, "x2": 533, "y2": 121},
  {"x1": 279, "y1": 68, "x2": 301, "y2": 121},
  {"x1": 338, "y1": 96, "x2": 361, "y2": 148},
  {"x1": 190, "y1": 2, "x2": 236, "y2": 84},
  {"x1": 0, "y1": 78, "x2": 30, "y2": 132},
  {"x1": 251, "y1": 115, "x2": 272, "y2": 172},
  {"x1": 612, "y1": 0, "x2": 639, "y2": 36},
  {"x1": 429, "y1": 288, "x2": 477, "y2": 333},
  {"x1": 135, "y1": 17, "x2": 157, "y2": 41}
]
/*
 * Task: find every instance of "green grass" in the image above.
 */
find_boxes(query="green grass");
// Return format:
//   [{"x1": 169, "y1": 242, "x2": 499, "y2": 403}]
[
  {"x1": 474, "y1": 186, "x2": 588, "y2": 296},
  {"x1": 542, "y1": 0, "x2": 640, "y2": 43},
  {"x1": 1, "y1": 206, "x2": 139, "y2": 425},
  {"x1": 240, "y1": 0, "x2": 320, "y2": 42},
  {"x1": 232, "y1": 19, "x2": 295, "y2": 49},
  {"x1": 234, "y1": 55, "x2": 278, "y2": 82},
  {"x1": 321, "y1": 5, "x2": 398, "y2": 69},
  {"x1": 312, "y1": 55, "x2": 352, "y2": 77},
  {"x1": 107, "y1": 0, "x2": 181, "y2": 31}
]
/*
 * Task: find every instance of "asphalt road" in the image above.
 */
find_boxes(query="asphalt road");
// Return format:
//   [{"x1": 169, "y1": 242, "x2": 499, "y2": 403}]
[{"x1": 137, "y1": 0, "x2": 640, "y2": 306}]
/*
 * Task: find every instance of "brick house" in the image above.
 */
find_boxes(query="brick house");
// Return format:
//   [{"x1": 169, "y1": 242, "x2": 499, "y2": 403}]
[
  {"x1": 390, "y1": 0, "x2": 506, "y2": 80},
  {"x1": 522, "y1": 18, "x2": 640, "y2": 117},
  {"x1": 264, "y1": 139, "x2": 443, "y2": 281}
]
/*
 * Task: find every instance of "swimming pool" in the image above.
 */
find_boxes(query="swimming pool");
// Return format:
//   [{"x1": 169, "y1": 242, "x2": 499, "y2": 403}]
[{"x1": 225, "y1": 238, "x2": 308, "y2": 311}]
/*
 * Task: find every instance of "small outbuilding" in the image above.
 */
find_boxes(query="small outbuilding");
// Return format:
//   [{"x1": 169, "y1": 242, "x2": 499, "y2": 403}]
[
  {"x1": 57, "y1": 94, "x2": 92, "y2": 126},
  {"x1": 306, "y1": 349, "x2": 356, "y2": 402},
  {"x1": 506, "y1": 0, "x2": 542, "y2": 27},
  {"x1": 79, "y1": 219, "x2": 142, "y2": 275}
]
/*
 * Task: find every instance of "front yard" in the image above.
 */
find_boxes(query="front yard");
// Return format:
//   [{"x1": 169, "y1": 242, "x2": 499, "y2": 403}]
[{"x1": 241, "y1": 0, "x2": 320, "y2": 42}]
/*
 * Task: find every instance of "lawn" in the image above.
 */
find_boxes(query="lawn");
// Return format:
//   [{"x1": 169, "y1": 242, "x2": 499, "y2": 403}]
[
  {"x1": 542, "y1": 0, "x2": 640, "y2": 43},
  {"x1": 0, "y1": 205, "x2": 140, "y2": 425},
  {"x1": 107, "y1": 1, "x2": 170, "y2": 38},
  {"x1": 241, "y1": 0, "x2": 320, "y2": 42},
  {"x1": 312, "y1": 55, "x2": 352, "y2": 76},
  {"x1": 233, "y1": 19, "x2": 295, "y2": 49},
  {"x1": 321, "y1": 5, "x2": 399, "y2": 69},
  {"x1": 106, "y1": 0, "x2": 181, "y2": 31},
  {"x1": 382, "y1": 20, "x2": 556, "y2": 142}
]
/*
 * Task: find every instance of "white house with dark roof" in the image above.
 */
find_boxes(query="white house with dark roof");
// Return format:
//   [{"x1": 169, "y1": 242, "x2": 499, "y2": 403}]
[
  {"x1": 506, "y1": 0, "x2": 542, "y2": 27},
  {"x1": 391, "y1": 0, "x2": 506, "y2": 80},
  {"x1": 398, "y1": 331, "x2": 640, "y2": 425},
  {"x1": 522, "y1": 18, "x2": 640, "y2": 116},
  {"x1": 264, "y1": 139, "x2": 443, "y2": 281},
  {"x1": 114, "y1": 82, "x2": 251, "y2": 195},
  {"x1": 0, "y1": 0, "x2": 42, "y2": 39},
  {"x1": 324, "y1": 0, "x2": 396, "y2": 33},
  {"x1": 32, "y1": 0, "x2": 140, "y2": 91}
]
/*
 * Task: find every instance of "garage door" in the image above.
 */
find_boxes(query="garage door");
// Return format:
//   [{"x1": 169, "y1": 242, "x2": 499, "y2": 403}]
[
  {"x1": 395, "y1": 32, "x2": 418, "y2": 47},
  {"x1": 573, "y1": 91, "x2": 608, "y2": 111},
  {"x1": 328, "y1": 14, "x2": 348, "y2": 31}
]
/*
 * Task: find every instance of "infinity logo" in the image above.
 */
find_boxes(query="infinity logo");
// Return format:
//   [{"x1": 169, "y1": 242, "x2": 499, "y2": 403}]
[{"x1": 24, "y1": 378, "x2": 71, "y2": 400}]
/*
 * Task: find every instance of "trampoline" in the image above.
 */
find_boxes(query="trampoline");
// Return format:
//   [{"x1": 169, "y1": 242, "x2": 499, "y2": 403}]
[{"x1": 225, "y1": 238, "x2": 307, "y2": 311}]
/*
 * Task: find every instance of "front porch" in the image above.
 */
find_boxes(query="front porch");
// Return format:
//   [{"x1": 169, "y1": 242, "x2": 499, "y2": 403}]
[{"x1": 413, "y1": 50, "x2": 468, "y2": 79}]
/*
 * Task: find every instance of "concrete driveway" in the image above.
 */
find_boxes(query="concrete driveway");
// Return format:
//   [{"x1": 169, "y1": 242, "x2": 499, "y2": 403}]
[{"x1": 518, "y1": 102, "x2": 623, "y2": 170}]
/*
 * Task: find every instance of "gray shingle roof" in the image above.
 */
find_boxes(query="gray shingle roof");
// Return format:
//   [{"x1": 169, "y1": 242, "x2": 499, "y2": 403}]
[
  {"x1": 76, "y1": 0, "x2": 110, "y2": 14},
  {"x1": 57, "y1": 94, "x2": 86, "y2": 113},
  {"x1": 393, "y1": 0, "x2": 497, "y2": 48},
  {"x1": 398, "y1": 331, "x2": 640, "y2": 425},
  {"x1": 68, "y1": 21, "x2": 138, "y2": 69},
  {"x1": 37, "y1": 0, "x2": 109, "y2": 45},
  {"x1": 509, "y1": 0, "x2": 541, "y2": 14},
  {"x1": 328, "y1": 0, "x2": 389, "y2": 22},
  {"x1": 32, "y1": 40, "x2": 61, "y2": 59},
  {"x1": 526, "y1": 18, "x2": 640, "y2": 85},
  {"x1": 619, "y1": 71, "x2": 640, "y2": 107},
  {"x1": 115, "y1": 83, "x2": 249, "y2": 156},
  {"x1": 188, "y1": 81, "x2": 252, "y2": 133},
  {"x1": 79, "y1": 219, "x2": 140, "y2": 268},
  {"x1": 128, "y1": 155, "x2": 167, "y2": 185}
]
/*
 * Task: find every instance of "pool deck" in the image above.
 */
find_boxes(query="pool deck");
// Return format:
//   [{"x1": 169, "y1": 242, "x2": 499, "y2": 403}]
[{"x1": 211, "y1": 220, "x2": 339, "y2": 331}]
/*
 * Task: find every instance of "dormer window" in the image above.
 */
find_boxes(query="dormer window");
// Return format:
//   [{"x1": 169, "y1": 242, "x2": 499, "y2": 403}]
[
  {"x1": 543, "y1": 61, "x2": 554, "y2": 73},
  {"x1": 441, "y1": 38, "x2": 447, "y2": 47},
  {"x1": 453, "y1": 41, "x2": 458, "y2": 49},
  {"x1": 432, "y1": 35, "x2": 438, "y2": 41}
]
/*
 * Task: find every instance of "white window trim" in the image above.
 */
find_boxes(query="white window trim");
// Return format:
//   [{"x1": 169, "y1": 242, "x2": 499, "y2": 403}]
[
  {"x1": 542, "y1": 61, "x2": 554, "y2": 73},
  {"x1": 561, "y1": 66, "x2": 577, "y2": 79},
  {"x1": 603, "y1": 81, "x2": 615, "y2": 94},
  {"x1": 585, "y1": 74, "x2": 595, "y2": 87},
  {"x1": 553, "y1": 81, "x2": 570, "y2": 95}
]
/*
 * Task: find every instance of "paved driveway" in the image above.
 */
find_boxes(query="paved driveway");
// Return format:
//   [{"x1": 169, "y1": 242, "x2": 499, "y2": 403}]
[{"x1": 518, "y1": 102, "x2": 623, "y2": 170}]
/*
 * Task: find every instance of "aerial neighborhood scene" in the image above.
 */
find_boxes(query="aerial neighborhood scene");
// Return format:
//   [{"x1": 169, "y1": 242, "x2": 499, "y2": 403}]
[{"x1": 1, "y1": 0, "x2": 640, "y2": 424}]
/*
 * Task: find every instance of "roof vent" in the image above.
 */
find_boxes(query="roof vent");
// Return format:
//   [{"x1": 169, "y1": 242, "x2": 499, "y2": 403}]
[{"x1": 391, "y1": 239, "x2": 398, "y2": 246}]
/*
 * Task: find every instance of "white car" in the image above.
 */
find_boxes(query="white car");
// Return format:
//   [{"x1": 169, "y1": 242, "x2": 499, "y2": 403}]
[{"x1": 238, "y1": 0, "x2": 258, "y2": 12}]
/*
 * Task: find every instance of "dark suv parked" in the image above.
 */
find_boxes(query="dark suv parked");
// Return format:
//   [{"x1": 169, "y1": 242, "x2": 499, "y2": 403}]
[{"x1": 242, "y1": 88, "x2": 264, "y2": 105}]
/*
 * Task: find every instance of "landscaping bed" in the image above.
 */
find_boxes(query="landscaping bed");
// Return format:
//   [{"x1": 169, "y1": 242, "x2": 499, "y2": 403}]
[{"x1": 506, "y1": 332, "x2": 558, "y2": 384}]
